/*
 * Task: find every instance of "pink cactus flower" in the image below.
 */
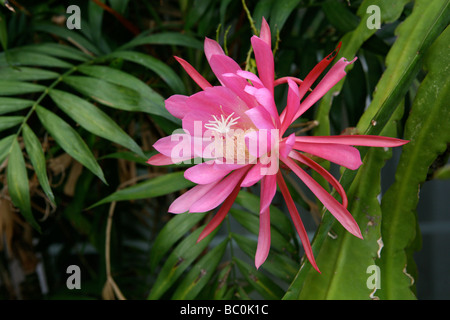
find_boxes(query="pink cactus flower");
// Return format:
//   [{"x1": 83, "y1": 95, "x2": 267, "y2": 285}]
[{"x1": 147, "y1": 18, "x2": 408, "y2": 272}]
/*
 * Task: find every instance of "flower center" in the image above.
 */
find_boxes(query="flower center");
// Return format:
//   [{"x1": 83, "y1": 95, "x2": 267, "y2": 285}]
[{"x1": 204, "y1": 112, "x2": 240, "y2": 134}]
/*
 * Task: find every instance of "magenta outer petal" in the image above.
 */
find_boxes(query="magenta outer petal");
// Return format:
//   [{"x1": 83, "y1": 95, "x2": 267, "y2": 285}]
[
  {"x1": 165, "y1": 95, "x2": 189, "y2": 119},
  {"x1": 281, "y1": 79, "x2": 300, "y2": 135},
  {"x1": 295, "y1": 135, "x2": 409, "y2": 147},
  {"x1": 245, "y1": 105, "x2": 276, "y2": 130},
  {"x1": 294, "y1": 57, "x2": 357, "y2": 121},
  {"x1": 184, "y1": 162, "x2": 243, "y2": 185},
  {"x1": 174, "y1": 56, "x2": 212, "y2": 90},
  {"x1": 294, "y1": 141, "x2": 363, "y2": 170},
  {"x1": 276, "y1": 171, "x2": 320, "y2": 273},
  {"x1": 241, "y1": 162, "x2": 264, "y2": 187},
  {"x1": 189, "y1": 167, "x2": 249, "y2": 213},
  {"x1": 153, "y1": 134, "x2": 190, "y2": 157},
  {"x1": 255, "y1": 208, "x2": 271, "y2": 269},
  {"x1": 255, "y1": 174, "x2": 277, "y2": 269},
  {"x1": 251, "y1": 35, "x2": 274, "y2": 95},
  {"x1": 282, "y1": 156, "x2": 363, "y2": 239},
  {"x1": 259, "y1": 17, "x2": 271, "y2": 47},
  {"x1": 169, "y1": 182, "x2": 218, "y2": 214},
  {"x1": 146, "y1": 153, "x2": 177, "y2": 166}
]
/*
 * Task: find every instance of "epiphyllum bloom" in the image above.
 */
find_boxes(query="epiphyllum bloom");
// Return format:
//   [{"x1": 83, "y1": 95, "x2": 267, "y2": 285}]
[{"x1": 147, "y1": 18, "x2": 408, "y2": 272}]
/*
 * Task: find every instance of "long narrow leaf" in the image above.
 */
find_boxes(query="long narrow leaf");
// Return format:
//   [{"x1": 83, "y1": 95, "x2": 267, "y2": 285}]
[
  {"x1": 35, "y1": 105, "x2": 106, "y2": 184},
  {"x1": 22, "y1": 124, "x2": 55, "y2": 205},
  {"x1": 49, "y1": 89, "x2": 145, "y2": 158},
  {"x1": 7, "y1": 138, "x2": 41, "y2": 232}
]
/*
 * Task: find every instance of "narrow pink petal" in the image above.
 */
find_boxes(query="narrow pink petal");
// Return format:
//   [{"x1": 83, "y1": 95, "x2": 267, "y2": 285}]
[
  {"x1": 196, "y1": 172, "x2": 245, "y2": 242},
  {"x1": 146, "y1": 153, "x2": 188, "y2": 166},
  {"x1": 174, "y1": 56, "x2": 212, "y2": 90},
  {"x1": 282, "y1": 156, "x2": 362, "y2": 239},
  {"x1": 235, "y1": 70, "x2": 264, "y2": 88},
  {"x1": 204, "y1": 37, "x2": 226, "y2": 62},
  {"x1": 279, "y1": 133, "x2": 295, "y2": 159},
  {"x1": 260, "y1": 173, "x2": 277, "y2": 215},
  {"x1": 276, "y1": 171, "x2": 320, "y2": 273},
  {"x1": 255, "y1": 174, "x2": 277, "y2": 269},
  {"x1": 189, "y1": 167, "x2": 249, "y2": 213},
  {"x1": 165, "y1": 95, "x2": 189, "y2": 119},
  {"x1": 294, "y1": 141, "x2": 362, "y2": 170},
  {"x1": 294, "y1": 57, "x2": 357, "y2": 120},
  {"x1": 297, "y1": 42, "x2": 341, "y2": 101},
  {"x1": 169, "y1": 182, "x2": 218, "y2": 214},
  {"x1": 295, "y1": 135, "x2": 409, "y2": 147},
  {"x1": 245, "y1": 104, "x2": 275, "y2": 130},
  {"x1": 281, "y1": 79, "x2": 300, "y2": 135},
  {"x1": 259, "y1": 17, "x2": 271, "y2": 47},
  {"x1": 241, "y1": 162, "x2": 264, "y2": 187},
  {"x1": 153, "y1": 134, "x2": 191, "y2": 157},
  {"x1": 184, "y1": 162, "x2": 243, "y2": 185},
  {"x1": 249, "y1": 87, "x2": 279, "y2": 127},
  {"x1": 255, "y1": 207, "x2": 271, "y2": 269},
  {"x1": 289, "y1": 151, "x2": 348, "y2": 208},
  {"x1": 251, "y1": 36, "x2": 274, "y2": 95}
]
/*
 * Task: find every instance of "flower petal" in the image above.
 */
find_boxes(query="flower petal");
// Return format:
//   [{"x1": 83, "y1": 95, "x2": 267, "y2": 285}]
[
  {"x1": 295, "y1": 135, "x2": 409, "y2": 147},
  {"x1": 294, "y1": 56, "x2": 357, "y2": 121},
  {"x1": 146, "y1": 153, "x2": 188, "y2": 166},
  {"x1": 189, "y1": 167, "x2": 249, "y2": 213},
  {"x1": 259, "y1": 17, "x2": 271, "y2": 47},
  {"x1": 281, "y1": 79, "x2": 300, "y2": 135},
  {"x1": 174, "y1": 56, "x2": 212, "y2": 90},
  {"x1": 282, "y1": 156, "x2": 362, "y2": 239},
  {"x1": 184, "y1": 162, "x2": 243, "y2": 185},
  {"x1": 196, "y1": 172, "x2": 246, "y2": 242},
  {"x1": 169, "y1": 182, "x2": 218, "y2": 214},
  {"x1": 255, "y1": 174, "x2": 277, "y2": 269},
  {"x1": 251, "y1": 35, "x2": 274, "y2": 95},
  {"x1": 294, "y1": 141, "x2": 362, "y2": 170},
  {"x1": 255, "y1": 207, "x2": 271, "y2": 269},
  {"x1": 276, "y1": 171, "x2": 320, "y2": 273},
  {"x1": 289, "y1": 151, "x2": 348, "y2": 208},
  {"x1": 165, "y1": 95, "x2": 189, "y2": 119},
  {"x1": 241, "y1": 162, "x2": 264, "y2": 187}
]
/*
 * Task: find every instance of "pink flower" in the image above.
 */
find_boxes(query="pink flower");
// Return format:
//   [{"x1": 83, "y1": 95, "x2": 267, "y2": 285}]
[{"x1": 147, "y1": 18, "x2": 408, "y2": 272}]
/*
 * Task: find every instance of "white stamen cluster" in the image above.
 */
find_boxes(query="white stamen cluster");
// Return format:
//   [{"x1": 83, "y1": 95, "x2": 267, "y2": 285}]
[{"x1": 204, "y1": 112, "x2": 240, "y2": 134}]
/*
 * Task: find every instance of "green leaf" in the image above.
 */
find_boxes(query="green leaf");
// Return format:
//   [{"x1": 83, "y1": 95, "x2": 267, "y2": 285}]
[
  {"x1": 0, "y1": 49, "x2": 74, "y2": 68},
  {"x1": 21, "y1": 43, "x2": 92, "y2": 62},
  {"x1": 108, "y1": 51, "x2": 185, "y2": 94},
  {"x1": 120, "y1": 32, "x2": 203, "y2": 50},
  {"x1": 0, "y1": 11, "x2": 8, "y2": 51},
  {"x1": 234, "y1": 258, "x2": 285, "y2": 300},
  {"x1": 0, "y1": 116, "x2": 24, "y2": 132},
  {"x1": 231, "y1": 232, "x2": 298, "y2": 283},
  {"x1": 378, "y1": 24, "x2": 450, "y2": 300},
  {"x1": 33, "y1": 23, "x2": 100, "y2": 56},
  {"x1": 90, "y1": 171, "x2": 194, "y2": 208},
  {"x1": 230, "y1": 208, "x2": 296, "y2": 255},
  {"x1": 0, "y1": 134, "x2": 15, "y2": 164},
  {"x1": 7, "y1": 138, "x2": 41, "y2": 232},
  {"x1": 0, "y1": 80, "x2": 45, "y2": 95},
  {"x1": 76, "y1": 65, "x2": 173, "y2": 120},
  {"x1": 0, "y1": 97, "x2": 34, "y2": 115},
  {"x1": 22, "y1": 124, "x2": 55, "y2": 205},
  {"x1": 49, "y1": 89, "x2": 145, "y2": 158},
  {"x1": 357, "y1": 0, "x2": 450, "y2": 136},
  {"x1": 35, "y1": 105, "x2": 106, "y2": 184},
  {"x1": 235, "y1": 191, "x2": 295, "y2": 240},
  {"x1": 150, "y1": 211, "x2": 205, "y2": 271},
  {"x1": 147, "y1": 226, "x2": 218, "y2": 300},
  {"x1": 0, "y1": 66, "x2": 59, "y2": 81},
  {"x1": 171, "y1": 239, "x2": 228, "y2": 299}
]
